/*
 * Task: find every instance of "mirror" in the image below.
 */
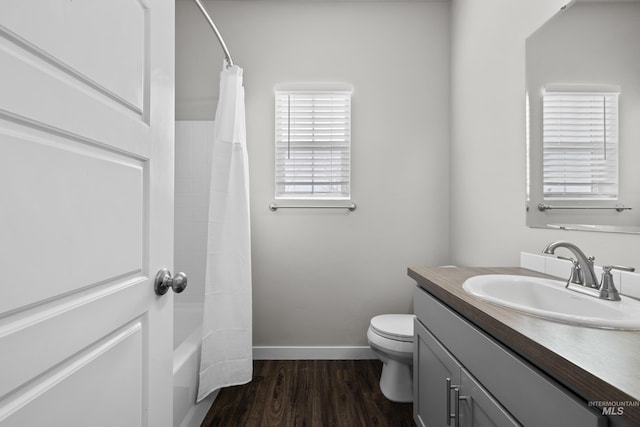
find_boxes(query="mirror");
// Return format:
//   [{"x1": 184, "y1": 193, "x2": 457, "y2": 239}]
[{"x1": 526, "y1": 0, "x2": 640, "y2": 233}]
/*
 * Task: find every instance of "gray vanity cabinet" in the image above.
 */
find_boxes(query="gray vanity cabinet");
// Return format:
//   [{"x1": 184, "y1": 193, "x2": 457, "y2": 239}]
[
  {"x1": 414, "y1": 317, "x2": 460, "y2": 427},
  {"x1": 413, "y1": 286, "x2": 605, "y2": 427},
  {"x1": 414, "y1": 319, "x2": 519, "y2": 427}
]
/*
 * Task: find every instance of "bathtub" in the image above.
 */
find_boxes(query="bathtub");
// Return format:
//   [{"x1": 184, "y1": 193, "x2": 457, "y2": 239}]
[{"x1": 173, "y1": 303, "x2": 218, "y2": 427}]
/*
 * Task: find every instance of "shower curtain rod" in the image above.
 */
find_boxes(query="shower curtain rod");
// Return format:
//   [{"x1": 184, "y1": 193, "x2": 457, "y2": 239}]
[{"x1": 193, "y1": 0, "x2": 234, "y2": 68}]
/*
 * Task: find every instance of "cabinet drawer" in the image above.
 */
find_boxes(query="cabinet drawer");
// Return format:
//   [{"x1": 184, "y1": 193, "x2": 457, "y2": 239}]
[{"x1": 414, "y1": 286, "x2": 605, "y2": 427}]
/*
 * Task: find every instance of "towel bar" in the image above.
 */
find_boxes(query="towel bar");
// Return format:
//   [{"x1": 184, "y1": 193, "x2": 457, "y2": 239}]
[{"x1": 269, "y1": 203, "x2": 357, "y2": 212}]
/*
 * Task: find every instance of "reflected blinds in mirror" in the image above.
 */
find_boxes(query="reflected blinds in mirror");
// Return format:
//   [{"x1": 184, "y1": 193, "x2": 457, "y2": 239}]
[{"x1": 542, "y1": 91, "x2": 619, "y2": 199}]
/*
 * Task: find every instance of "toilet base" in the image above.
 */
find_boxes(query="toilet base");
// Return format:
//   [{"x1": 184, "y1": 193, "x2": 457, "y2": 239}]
[{"x1": 379, "y1": 359, "x2": 413, "y2": 403}]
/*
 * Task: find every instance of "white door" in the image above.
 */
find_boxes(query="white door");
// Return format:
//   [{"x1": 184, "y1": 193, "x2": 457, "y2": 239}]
[{"x1": 0, "y1": 1, "x2": 175, "y2": 426}]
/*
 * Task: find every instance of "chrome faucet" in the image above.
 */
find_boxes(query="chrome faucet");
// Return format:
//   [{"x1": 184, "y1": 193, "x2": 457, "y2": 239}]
[
  {"x1": 542, "y1": 241, "x2": 598, "y2": 288},
  {"x1": 542, "y1": 241, "x2": 635, "y2": 301}
]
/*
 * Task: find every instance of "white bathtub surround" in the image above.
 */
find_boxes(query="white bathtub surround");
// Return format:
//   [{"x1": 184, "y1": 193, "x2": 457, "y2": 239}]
[
  {"x1": 175, "y1": 121, "x2": 215, "y2": 306},
  {"x1": 521, "y1": 252, "x2": 640, "y2": 300},
  {"x1": 198, "y1": 64, "x2": 253, "y2": 402},
  {"x1": 174, "y1": 303, "x2": 216, "y2": 427},
  {"x1": 174, "y1": 122, "x2": 217, "y2": 426}
]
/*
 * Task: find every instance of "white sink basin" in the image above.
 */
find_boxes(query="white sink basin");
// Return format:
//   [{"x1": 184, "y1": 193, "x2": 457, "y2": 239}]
[{"x1": 462, "y1": 274, "x2": 640, "y2": 329}]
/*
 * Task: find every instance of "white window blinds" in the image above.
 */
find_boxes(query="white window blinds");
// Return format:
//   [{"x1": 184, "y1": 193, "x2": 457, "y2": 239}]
[
  {"x1": 542, "y1": 91, "x2": 619, "y2": 199},
  {"x1": 275, "y1": 90, "x2": 351, "y2": 199}
]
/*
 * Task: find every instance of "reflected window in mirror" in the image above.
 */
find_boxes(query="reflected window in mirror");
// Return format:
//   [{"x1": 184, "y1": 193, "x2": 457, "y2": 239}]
[{"x1": 542, "y1": 89, "x2": 619, "y2": 200}]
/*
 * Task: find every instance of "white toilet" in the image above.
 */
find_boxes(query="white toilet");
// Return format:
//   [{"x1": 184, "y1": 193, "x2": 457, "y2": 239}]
[{"x1": 367, "y1": 314, "x2": 415, "y2": 403}]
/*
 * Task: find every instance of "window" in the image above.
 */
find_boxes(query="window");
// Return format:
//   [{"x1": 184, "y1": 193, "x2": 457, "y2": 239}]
[
  {"x1": 542, "y1": 90, "x2": 619, "y2": 199},
  {"x1": 275, "y1": 90, "x2": 351, "y2": 199}
]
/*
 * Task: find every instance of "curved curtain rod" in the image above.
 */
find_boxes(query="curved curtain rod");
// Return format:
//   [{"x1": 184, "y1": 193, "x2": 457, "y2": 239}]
[{"x1": 193, "y1": 0, "x2": 234, "y2": 68}]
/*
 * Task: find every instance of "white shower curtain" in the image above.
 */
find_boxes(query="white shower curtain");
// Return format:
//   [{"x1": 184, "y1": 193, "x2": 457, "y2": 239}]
[{"x1": 197, "y1": 65, "x2": 252, "y2": 402}]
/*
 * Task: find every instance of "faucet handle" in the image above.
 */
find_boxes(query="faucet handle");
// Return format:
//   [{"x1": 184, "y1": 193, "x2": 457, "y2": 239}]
[
  {"x1": 605, "y1": 265, "x2": 635, "y2": 273},
  {"x1": 557, "y1": 256, "x2": 584, "y2": 287},
  {"x1": 599, "y1": 265, "x2": 634, "y2": 301}
]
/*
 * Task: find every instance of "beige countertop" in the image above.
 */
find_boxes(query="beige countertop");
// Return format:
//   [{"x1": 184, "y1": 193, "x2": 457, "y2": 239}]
[{"x1": 408, "y1": 266, "x2": 640, "y2": 425}]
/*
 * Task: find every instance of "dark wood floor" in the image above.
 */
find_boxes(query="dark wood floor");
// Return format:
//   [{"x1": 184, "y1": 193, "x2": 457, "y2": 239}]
[{"x1": 201, "y1": 360, "x2": 416, "y2": 427}]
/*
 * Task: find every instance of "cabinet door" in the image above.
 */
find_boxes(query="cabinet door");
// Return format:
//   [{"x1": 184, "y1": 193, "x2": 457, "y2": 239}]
[
  {"x1": 414, "y1": 319, "x2": 462, "y2": 427},
  {"x1": 459, "y1": 368, "x2": 521, "y2": 427}
]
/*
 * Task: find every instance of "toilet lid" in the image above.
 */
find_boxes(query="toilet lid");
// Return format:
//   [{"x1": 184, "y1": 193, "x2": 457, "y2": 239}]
[{"x1": 370, "y1": 314, "x2": 415, "y2": 342}]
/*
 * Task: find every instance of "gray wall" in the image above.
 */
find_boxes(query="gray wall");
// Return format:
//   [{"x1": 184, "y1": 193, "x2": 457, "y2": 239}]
[
  {"x1": 176, "y1": 0, "x2": 451, "y2": 346},
  {"x1": 450, "y1": 0, "x2": 640, "y2": 269}
]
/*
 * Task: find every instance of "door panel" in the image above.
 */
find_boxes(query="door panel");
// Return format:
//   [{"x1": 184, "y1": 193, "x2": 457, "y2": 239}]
[
  {"x1": 2, "y1": 321, "x2": 144, "y2": 427},
  {"x1": 0, "y1": 277, "x2": 148, "y2": 399},
  {"x1": 0, "y1": 1, "x2": 174, "y2": 425},
  {"x1": 0, "y1": 0, "x2": 146, "y2": 112},
  {"x1": 1, "y1": 125, "x2": 144, "y2": 313},
  {"x1": 0, "y1": 24, "x2": 149, "y2": 156}
]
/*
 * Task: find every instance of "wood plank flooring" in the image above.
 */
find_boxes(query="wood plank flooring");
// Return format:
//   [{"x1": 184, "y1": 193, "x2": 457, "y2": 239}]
[{"x1": 200, "y1": 360, "x2": 415, "y2": 427}]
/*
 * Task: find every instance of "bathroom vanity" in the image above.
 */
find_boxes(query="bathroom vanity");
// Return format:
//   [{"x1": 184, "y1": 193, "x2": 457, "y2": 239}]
[{"x1": 409, "y1": 266, "x2": 640, "y2": 427}]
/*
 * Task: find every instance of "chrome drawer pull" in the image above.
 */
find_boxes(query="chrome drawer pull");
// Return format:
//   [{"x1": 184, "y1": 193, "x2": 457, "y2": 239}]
[{"x1": 447, "y1": 378, "x2": 461, "y2": 426}]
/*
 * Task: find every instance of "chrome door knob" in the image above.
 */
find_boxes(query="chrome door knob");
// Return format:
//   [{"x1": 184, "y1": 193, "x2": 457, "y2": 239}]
[{"x1": 154, "y1": 268, "x2": 188, "y2": 295}]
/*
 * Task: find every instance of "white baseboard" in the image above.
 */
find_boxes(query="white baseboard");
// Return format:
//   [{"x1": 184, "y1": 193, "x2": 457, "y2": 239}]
[
  {"x1": 253, "y1": 346, "x2": 376, "y2": 360},
  {"x1": 179, "y1": 390, "x2": 217, "y2": 427}
]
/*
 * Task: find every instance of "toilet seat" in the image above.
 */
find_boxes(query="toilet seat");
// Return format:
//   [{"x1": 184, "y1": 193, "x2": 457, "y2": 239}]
[
  {"x1": 368, "y1": 327, "x2": 414, "y2": 355},
  {"x1": 370, "y1": 314, "x2": 415, "y2": 343}
]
